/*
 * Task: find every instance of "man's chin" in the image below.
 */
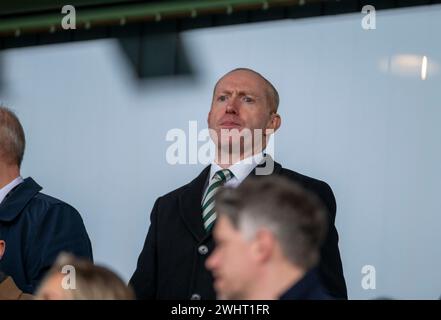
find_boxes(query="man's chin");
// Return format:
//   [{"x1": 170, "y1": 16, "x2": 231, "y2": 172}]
[
  {"x1": 216, "y1": 291, "x2": 234, "y2": 300},
  {"x1": 214, "y1": 280, "x2": 227, "y2": 299},
  {"x1": 217, "y1": 291, "x2": 244, "y2": 300},
  {"x1": 215, "y1": 281, "x2": 243, "y2": 300}
]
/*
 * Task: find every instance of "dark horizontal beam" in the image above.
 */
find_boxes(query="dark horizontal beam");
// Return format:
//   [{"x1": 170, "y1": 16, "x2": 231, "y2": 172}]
[
  {"x1": 0, "y1": 0, "x2": 300, "y2": 36},
  {"x1": 0, "y1": 0, "x2": 137, "y2": 16},
  {"x1": 1, "y1": 0, "x2": 440, "y2": 51}
]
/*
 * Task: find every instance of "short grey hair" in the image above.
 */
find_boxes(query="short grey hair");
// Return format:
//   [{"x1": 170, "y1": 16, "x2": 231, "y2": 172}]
[
  {"x1": 215, "y1": 176, "x2": 328, "y2": 270},
  {"x1": 0, "y1": 106, "x2": 26, "y2": 167}
]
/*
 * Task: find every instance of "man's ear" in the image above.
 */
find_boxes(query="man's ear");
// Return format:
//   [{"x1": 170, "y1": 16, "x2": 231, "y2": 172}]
[
  {"x1": 0, "y1": 240, "x2": 5, "y2": 259},
  {"x1": 266, "y1": 114, "x2": 281, "y2": 134},
  {"x1": 253, "y1": 229, "x2": 276, "y2": 263}
]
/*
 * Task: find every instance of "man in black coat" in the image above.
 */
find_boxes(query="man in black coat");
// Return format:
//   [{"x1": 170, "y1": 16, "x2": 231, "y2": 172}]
[
  {"x1": 130, "y1": 68, "x2": 347, "y2": 299},
  {"x1": 0, "y1": 106, "x2": 93, "y2": 294}
]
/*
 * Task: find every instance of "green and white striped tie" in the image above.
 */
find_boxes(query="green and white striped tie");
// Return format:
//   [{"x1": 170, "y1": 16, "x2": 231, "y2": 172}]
[{"x1": 201, "y1": 169, "x2": 234, "y2": 231}]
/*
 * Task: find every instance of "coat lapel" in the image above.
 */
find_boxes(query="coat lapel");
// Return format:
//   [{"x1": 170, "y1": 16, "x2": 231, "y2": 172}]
[{"x1": 178, "y1": 166, "x2": 211, "y2": 242}]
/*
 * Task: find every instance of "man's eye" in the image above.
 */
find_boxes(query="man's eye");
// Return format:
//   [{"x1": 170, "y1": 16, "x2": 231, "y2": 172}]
[
  {"x1": 243, "y1": 96, "x2": 254, "y2": 103},
  {"x1": 217, "y1": 95, "x2": 227, "y2": 102}
]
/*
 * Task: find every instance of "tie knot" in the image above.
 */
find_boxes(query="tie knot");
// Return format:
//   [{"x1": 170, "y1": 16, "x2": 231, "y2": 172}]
[{"x1": 213, "y1": 169, "x2": 233, "y2": 182}]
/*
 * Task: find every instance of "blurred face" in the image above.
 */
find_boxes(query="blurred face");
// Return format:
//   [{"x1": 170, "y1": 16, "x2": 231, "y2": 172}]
[
  {"x1": 36, "y1": 273, "x2": 72, "y2": 300},
  {"x1": 208, "y1": 70, "x2": 280, "y2": 154},
  {"x1": 206, "y1": 215, "x2": 259, "y2": 299},
  {"x1": 0, "y1": 240, "x2": 4, "y2": 259}
]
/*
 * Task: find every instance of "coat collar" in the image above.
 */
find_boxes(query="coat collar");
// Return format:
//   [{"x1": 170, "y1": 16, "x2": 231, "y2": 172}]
[
  {"x1": 0, "y1": 177, "x2": 42, "y2": 222},
  {"x1": 178, "y1": 155, "x2": 282, "y2": 242},
  {"x1": 278, "y1": 268, "x2": 324, "y2": 300},
  {"x1": 250, "y1": 154, "x2": 282, "y2": 176}
]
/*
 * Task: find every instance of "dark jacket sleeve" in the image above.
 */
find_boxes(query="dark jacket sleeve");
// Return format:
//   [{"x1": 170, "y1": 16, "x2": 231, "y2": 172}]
[
  {"x1": 315, "y1": 181, "x2": 347, "y2": 299},
  {"x1": 26, "y1": 203, "x2": 93, "y2": 293},
  {"x1": 129, "y1": 197, "x2": 160, "y2": 299}
]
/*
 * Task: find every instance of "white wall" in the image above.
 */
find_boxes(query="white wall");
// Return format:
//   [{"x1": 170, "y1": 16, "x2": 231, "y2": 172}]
[{"x1": 1, "y1": 5, "x2": 440, "y2": 299}]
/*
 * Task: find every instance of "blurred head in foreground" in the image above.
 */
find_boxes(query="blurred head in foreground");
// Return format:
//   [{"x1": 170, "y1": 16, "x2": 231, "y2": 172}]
[
  {"x1": 36, "y1": 253, "x2": 134, "y2": 300},
  {"x1": 206, "y1": 176, "x2": 329, "y2": 300}
]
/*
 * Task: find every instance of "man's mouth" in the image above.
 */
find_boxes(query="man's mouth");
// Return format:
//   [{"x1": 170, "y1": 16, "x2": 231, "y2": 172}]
[{"x1": 219, "y1": 121, "x2": 242, "y2": 129}]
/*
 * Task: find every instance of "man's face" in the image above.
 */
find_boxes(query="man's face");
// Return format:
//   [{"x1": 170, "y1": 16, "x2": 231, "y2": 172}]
[
  {"x1": 206, "y1": 215, "x2": 258, "y2": 299},
  {"x1": 208, "y1": 70, "x2": 280, "y2": 152},
  {"x1": 0, "y1": 240, "x2": 5, "y2": 259}
]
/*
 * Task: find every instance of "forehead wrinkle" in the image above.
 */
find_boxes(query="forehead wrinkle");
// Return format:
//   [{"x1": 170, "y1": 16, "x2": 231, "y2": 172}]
[{"x1": 215, "y1": 87, "x2": 261, "y2": 98}]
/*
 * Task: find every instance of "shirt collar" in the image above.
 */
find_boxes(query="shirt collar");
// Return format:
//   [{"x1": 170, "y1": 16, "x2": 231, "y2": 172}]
[
  {"x1": 210, "y1": 152, "x2": 264, "y2": 184},
  {"x1": 0, "y1": 176, "x2": 24, "y2": 205}
]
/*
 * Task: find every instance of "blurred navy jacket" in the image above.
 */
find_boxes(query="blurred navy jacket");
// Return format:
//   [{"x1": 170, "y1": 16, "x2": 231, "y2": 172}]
[
  {"x1": 0, "y1": 177, "x2": 93, "y2": 293},
  {"x1": 279, "y1": 268, "x2": 333, "y2": 300}
]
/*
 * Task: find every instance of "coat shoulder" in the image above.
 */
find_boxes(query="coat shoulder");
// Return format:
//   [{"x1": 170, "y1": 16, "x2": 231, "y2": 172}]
[
  {"x1": 159, "y1": 183, "x2": 190, "y2": 201},
  {"x1": 16, "y1": 192, "x2": 87, "y2": 236},
  {"x1": 26, "y1": 192, "x2": 82, "y2": 217},
  {"x1": 156, "y1": 167, "x2": 209, "y2": 203},
  {"x1": 33, "y1": 192, "x2": 74, "y2": 206},
  {"x1": 277, "y1": 166, "x2": 336, "y2": 217},
  {"x1": 278, "y1": 167, "x2": 333, "y2": 193}
]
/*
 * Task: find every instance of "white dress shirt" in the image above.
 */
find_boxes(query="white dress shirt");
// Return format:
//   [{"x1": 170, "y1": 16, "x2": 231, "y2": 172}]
[
  {"x1": 0, "y1": 176, "x2": 24, "y2": 205},
  {"x1": 208, "y1": 152, "x2": 264, "y2": 189}
]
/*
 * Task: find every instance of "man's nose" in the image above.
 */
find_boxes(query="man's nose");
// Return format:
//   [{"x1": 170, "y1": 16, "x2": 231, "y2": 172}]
[
  {"x1": 225, "y1": 97, "x2": 239, "y2": 114},
  {"x1": 206, "y1": 251, "x2": 217, "y2": 270}
]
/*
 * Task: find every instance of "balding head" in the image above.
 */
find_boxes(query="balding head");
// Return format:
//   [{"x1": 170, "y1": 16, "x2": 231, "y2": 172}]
[
  {"x1": 213, "y1": 68, "x2": 280, "y2": 113},
  {"x1": 0, "y1": 106, "x2": 26, "y2": 167}
]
